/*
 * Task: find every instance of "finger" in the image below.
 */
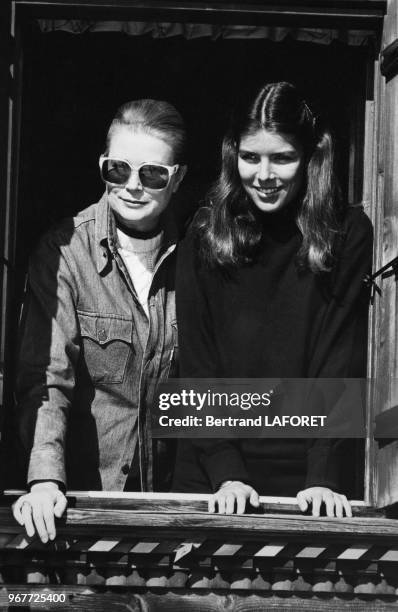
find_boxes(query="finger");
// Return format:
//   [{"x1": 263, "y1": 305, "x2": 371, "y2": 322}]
[
  {"x1": 249, "y1": 489, "x2": 260, "y2": 508},
  {"x1": 54, "y1": 493, "x2": 67, "y2": 518},
  {"x1": 21, "y1": 503, "x2": 35, "y2": 538},
  {"x1": 12, "y1": 499, "x2": 25, "y2": 525},
  {"x1": 236, "y1": 493, "x2": 246, "y2": 514},
  {"x1": 341, "y1": 495, "x2": 352, "y2": 518},
  {"x1": 296, "y1": 491, "x2": 308, "y2": 512},
  {"x1": 42, "y1": 502, "x2": 56, "y2": 541},
  {"x1": 31, "y1": 505, "x2": 49, "y2": 543},
  {"x1": 311, "y1": 494, "x2": 322, "y2": 517},
  {"x1": 208, "y1": 496, "x2": 216, "y2": 513},
  {"x1": 324, "y1": 493, "x2": 335, "y2": 518},
  {"x1": 216, "y1": 494, "x2": 226, "y2": 514},
  {"x1": 225, "y1": 493, "x2": 236, "y2": 515},
  {"x1": 333, "y1": 495, "x2": 343, "y2": 519}
]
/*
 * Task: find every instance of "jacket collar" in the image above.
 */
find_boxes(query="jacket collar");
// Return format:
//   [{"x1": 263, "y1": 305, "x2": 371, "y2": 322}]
[{"x1": 94, "y1": 192, "x2": 180, "y2": 274}]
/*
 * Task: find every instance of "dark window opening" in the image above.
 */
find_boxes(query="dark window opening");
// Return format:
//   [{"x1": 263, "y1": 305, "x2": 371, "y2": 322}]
[{"x1": 3, "y1": 18, "x2": 371, "y2": 499}]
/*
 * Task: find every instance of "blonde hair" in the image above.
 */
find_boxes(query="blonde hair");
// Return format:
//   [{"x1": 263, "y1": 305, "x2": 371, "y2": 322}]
[{"x1": 105, "y1": 99, "x2": 186, "y2": 164}]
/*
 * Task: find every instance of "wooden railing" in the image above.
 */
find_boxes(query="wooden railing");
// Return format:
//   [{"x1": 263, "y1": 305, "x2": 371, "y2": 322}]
[{"x1": 0, "y1": 492, "x2": 397, "y2": 610}]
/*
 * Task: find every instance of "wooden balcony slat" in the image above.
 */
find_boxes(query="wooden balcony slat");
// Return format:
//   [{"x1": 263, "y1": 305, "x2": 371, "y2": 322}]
[
  {"x1": 296, "y1": 546, "x2": 326, "y2": 558},
  {"x1": 129, "y1": 541, "x2": 160, "y2": 554},
  {"x1": 87, "y1": 538, "x2": 121, "y2": 553},
  {"x1": 379, "y1": 548, "x2": 398, "y2": 562},
  {"x1": 255, "y1": 543, "x2": 287, "y2": 557},
  {"x1": 337, "y1": 545, "x2": 372, "y2": 560},
  {"x1": 213, "y1": 543, "x2": 242, "y2": 556}
]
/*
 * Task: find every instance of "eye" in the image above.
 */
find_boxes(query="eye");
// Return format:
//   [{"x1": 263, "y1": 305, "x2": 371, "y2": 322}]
[
  {"x1": 271, "y1": 153, "x2": 299, "y2": 164},
  {"x1": 239, "y1": 151, "x2": 260, "y2": 164},
  {"x1": 113, "y1": 161, "x2": 127, "y2": 171}
]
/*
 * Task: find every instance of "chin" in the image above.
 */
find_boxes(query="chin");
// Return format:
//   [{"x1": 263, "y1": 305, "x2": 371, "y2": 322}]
[
  {"x1": 253, "y1": 199, "x2": 286, "y2": 214},
  {"x1": 115, "y1": 203, "x2": 152, "y2": 222},
  {"x1": 125, "y1": 213, "x2": 152, "y2": 227}
]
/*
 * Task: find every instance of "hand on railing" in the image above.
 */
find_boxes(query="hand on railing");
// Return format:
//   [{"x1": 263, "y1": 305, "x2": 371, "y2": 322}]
[
  {"x1": 208, "y1": 480, "x2": 260, "y2": 514},
  {"x1": 12, "y1": 482, "x2": 67, "y2": 543},
  {"x1": 296, "y1": 486, "x2": 352, "y2": 518}
]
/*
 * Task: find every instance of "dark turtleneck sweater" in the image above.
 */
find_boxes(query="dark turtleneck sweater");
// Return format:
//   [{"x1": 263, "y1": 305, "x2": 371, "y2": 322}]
[{"x1": 172, "y1": 205, "x2": 373, "y2": 496}]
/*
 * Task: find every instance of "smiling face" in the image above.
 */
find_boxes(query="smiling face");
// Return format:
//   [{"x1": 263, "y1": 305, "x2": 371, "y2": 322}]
[
  {"x1": 238, "y1": 128, "x2": 304, "y2": 214},
  {"x1": 106, "y1": 126, "x2": 185, "y2": 231}
]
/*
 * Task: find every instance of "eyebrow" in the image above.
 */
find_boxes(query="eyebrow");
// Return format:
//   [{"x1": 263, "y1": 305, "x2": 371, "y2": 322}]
[{"x1": 238, "y1": 147, "x2": 298, "y2": 154}]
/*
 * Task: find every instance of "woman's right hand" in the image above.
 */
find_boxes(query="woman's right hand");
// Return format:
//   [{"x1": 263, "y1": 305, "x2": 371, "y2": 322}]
[
  {"x1": 12, "y1": 482, "x2": 67, "y2": 543},
  {"x1": 208, "y1": 480, "x2": 260, "y2": 514}
]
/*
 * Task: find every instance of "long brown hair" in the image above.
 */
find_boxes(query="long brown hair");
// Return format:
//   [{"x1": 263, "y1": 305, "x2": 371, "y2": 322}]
[{"x1": 197, "y1": 82, "x2": 343, "y2": 273}]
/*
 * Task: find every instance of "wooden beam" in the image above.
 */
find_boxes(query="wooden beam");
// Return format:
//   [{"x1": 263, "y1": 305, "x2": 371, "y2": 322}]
[
  {"x1": 0, "y1": 2, "x2": 24, "y2": 493},
  {"x1": 1, "y1": 491, "x2": 376, "y2": 516},
  {"x1": 0, "y1": 505, "x2": 396, "y2": 541},
  {"x1": 0, "y1": 3, "x2": 24, "y2": 480},
  {"x1": 374, "y1": 0, "x2": 398, "y2": 508},
  {"x1": 0, "y1": 588, "x2": 395, "y2": 611},
  {"x1": 12, "y1": 0, "x2": 388, "y2": 9},
  {"x1": 13, "y1": 0, "x2": 386, "y2": 29},
  {"x1": 0, "y1": 0, "x2": 12, "y2": 402}
]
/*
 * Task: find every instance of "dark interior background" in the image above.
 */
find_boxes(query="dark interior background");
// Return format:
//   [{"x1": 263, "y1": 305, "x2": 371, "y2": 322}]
[
  {"x1": 17, "y1": 22, "x2": 369, "y2": 264},
  {"x1": 5, "y1": 20, "x2": 370, "y2": 494}
]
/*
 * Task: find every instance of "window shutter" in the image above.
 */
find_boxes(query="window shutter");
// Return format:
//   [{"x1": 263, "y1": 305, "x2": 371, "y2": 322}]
[{"x1": 371, "y1": 0, "x2": 398, "y2": 508}]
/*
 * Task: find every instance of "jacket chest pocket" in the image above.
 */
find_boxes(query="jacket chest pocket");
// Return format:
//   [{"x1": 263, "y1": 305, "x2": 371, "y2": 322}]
[{"x1": 78, "y1": 312, "x2": 133, "y2": 384}]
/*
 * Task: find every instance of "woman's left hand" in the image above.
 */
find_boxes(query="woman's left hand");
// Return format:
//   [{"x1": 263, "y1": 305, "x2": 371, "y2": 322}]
[
  {"x1": 296, "y1": 487, "x2": 352, "y2": 518},
  {"x1": 209, "y1": 481, "x2": 260, "y2": 514}
]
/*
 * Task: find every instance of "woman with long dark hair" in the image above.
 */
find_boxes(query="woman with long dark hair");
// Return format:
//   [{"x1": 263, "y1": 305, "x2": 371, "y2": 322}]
[{"x1": 173, "y1": 81, "x2": 372, "y2": 516}]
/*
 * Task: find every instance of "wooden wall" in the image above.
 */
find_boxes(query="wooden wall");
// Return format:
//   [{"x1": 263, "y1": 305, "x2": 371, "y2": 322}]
[{"x1": 374, "y1": 0, "x2": 398, "y2": 507}]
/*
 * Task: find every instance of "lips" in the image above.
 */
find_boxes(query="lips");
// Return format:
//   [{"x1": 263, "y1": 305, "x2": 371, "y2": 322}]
[
  {"x1": 254, "y1": 185, "x2": 283, "y2": 197},
  {"x1": 121, "y1": 199, "x2": 149, "y2": 206}
]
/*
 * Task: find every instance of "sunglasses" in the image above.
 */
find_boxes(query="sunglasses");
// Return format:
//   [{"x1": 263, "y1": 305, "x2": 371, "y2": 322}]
[{"x1": 99, "y1": 156, "x2": 179, "y2": 191}]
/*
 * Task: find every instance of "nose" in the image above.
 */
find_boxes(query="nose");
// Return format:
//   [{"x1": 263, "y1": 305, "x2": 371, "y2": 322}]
[
  {"x1": 125, "y1": 168, "x2": 143, "y2": 191},
  {"x1": 257, "y1": 159, "x2": 273, "y2": 182}
]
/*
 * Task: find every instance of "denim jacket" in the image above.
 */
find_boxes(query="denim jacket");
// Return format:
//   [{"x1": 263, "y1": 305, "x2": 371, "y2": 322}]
[{"x1": 17, "y1": 194, "x2": 178, "y2": 491}]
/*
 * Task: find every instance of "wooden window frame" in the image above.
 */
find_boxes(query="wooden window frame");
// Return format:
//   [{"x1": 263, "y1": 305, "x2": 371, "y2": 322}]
[
  {"x1": 368, "y1": 0, "x2": 398, "y2": 508},
  {"x1": 1, "y1": 0, "x2": 397, "y2": 510}
]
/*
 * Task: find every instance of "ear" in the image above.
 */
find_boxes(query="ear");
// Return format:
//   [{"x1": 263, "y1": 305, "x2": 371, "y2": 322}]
[{"x1": 172, "y1": 165, "x2": 187, "y2": 193}]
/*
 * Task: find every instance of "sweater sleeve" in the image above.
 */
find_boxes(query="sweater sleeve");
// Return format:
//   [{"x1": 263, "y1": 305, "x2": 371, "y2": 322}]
[
  {"x1": 305, "y1": 207, "x2": 373, "y2": 489},
  {"x1": 174, "y1": 228, "x2": 250, "y2": 492}
]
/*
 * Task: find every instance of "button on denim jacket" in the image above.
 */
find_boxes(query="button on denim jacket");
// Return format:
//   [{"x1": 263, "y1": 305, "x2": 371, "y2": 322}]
[{"x1": 17, "y1": 195, "x2": 178, "y2": 491}]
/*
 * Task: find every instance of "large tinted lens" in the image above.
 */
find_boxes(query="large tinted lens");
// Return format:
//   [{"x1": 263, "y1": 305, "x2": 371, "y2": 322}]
[
  {"x1": 102, "y1": 159, "x2": 131, "y2": 185},
  {"x1": 139, "y1": 164, "x2": 169, "y2": 189}
]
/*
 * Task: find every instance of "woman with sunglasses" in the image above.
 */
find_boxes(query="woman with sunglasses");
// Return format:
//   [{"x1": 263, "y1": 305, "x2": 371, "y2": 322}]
[
  {"x1": 173, "y1": 81, "x2": 372, "y2": 517},
  {"x1": 13, "y1": 99, "x2": 187, "y2": 542}
]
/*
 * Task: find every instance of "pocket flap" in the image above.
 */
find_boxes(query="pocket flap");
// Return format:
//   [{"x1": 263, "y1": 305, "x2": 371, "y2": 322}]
[{"x1": 78, "y1": 312, "x2": 132, "y2": 345}]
